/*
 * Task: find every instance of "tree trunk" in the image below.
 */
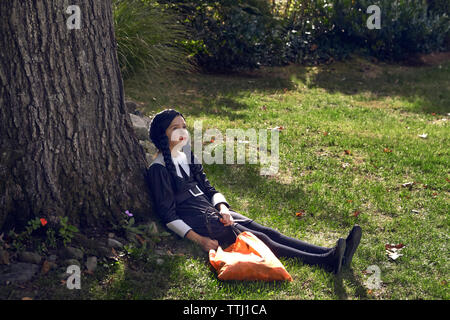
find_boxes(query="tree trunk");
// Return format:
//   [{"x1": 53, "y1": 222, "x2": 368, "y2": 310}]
[{"x1": 0, "y1": 0, "x2": 153, "y2": 233}]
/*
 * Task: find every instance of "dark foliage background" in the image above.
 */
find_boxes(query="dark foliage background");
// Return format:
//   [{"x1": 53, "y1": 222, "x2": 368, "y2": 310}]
[{"x1": 115, "y1": 0, "x2": 450, "y2": 74}]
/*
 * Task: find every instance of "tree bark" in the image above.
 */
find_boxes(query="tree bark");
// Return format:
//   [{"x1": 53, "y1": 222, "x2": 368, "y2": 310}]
[{"x1": 0, "y1": 0, "x2": 153, "y2": 233}]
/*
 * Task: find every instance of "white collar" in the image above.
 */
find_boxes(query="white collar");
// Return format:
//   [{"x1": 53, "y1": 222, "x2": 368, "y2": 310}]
[
  {"x1": 171, "y1": 150, "x2": 186, "y2": 161},
  {"x1": 171, "y1": 151, "x2": 190, "y2": 177}
]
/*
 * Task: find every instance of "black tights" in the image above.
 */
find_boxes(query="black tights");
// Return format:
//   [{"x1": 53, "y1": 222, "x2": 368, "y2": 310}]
[{"x1": 218, "y1": 211, "x2": 337, "y2": 268}]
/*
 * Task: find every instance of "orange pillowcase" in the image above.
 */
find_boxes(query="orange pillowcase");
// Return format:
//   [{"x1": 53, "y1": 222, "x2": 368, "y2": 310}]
[{"x1": 209, "y1": 231, "x2": 293, "y2": 282}]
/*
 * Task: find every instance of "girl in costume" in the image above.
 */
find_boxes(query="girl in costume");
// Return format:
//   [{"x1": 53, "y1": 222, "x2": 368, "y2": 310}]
[{"x1": 146, "y1": 109, "x2": 362, "y2": 274}]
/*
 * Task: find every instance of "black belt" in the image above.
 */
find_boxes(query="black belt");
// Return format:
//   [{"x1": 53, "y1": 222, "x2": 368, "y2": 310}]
[{"x1": 174, "y1": 183, "x2": 205, "y2": 204}]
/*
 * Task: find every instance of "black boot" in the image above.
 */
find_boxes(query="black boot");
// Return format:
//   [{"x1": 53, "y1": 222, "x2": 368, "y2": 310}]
[
  {"x1": 334, "y1": 238, "x2": 346, "y2": 274},
  {"x1": 326, "y1": 238, "x2": 346, "y2": 275},
  {"x1": 342, "y1": 225, "x2": 362, "y2": 269}
]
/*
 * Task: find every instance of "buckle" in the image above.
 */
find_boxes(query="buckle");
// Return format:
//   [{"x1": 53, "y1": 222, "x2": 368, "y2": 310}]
[{"x1": 189, "y1": 185, "x2": 204, "y2": 197}]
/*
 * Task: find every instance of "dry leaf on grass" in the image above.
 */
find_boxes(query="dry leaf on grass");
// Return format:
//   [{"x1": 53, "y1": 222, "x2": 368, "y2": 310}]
[
  {"x1": 385, "y1": 243, "x2": 406, "y2": 261},
  {"x1": 342, "y1": 162, "x2": 350, "y2": 168},
  {"x1": 269, "y1": 126, "x2": 285, "y2": 131},
  {"x1": 401, "y1": 181, "x2": 415, "y2": 188},
  {"x1": 41, "y1": 260, "x2": 51, "y2": 275},
  {"x1": 352, "y1": 210, "x2": 361, "y2": 217},
  {"x1": 295, "y1": 211, "x2": 306, "y2": 218}
]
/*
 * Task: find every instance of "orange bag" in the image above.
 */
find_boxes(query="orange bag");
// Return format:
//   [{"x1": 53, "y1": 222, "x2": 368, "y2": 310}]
[{"x1": 209, "y1": 231, "x2": 293, "y2": 281}]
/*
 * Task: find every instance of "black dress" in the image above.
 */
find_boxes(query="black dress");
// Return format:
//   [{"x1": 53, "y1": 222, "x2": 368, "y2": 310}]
[
  {"x1": 146, "y1": 150, "x2": 250, "y2": 248},
  {"x1": 146, "y1": 151, "x2": 339, "y2": 269}
]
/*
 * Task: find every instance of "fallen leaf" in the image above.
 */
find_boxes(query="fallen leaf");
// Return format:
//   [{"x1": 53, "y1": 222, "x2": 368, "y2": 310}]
[
  {"x1": 383, "y1": 147, "x2": 392, "y2": 153},
  {"x1": 41, "y1": 260, "x2": 51, "y2": 275},
  {"x1": 344, "y1": 149, "x2": 351, "y2": 155},
  {"x1": 261, "y1": 105, "x2": 267, "y2": 111},
  {"x1": 385, "y1": 243, "x2": 406, "y2": 261},
  {"x1": 323, "y1": 131, "x2": 329, "y2": 136},
  {"x1": 385, "y1": 243, "x2": 405, "y2": 250},
  {"x1": 135, "y1": 234, "x2": 146, "y2": 245},
  {"x1": 270, "y1": 126, "x2": 284, "y2": 131},
  {"x1": 21, "y1": 297, "x2": 33, "y2": 300},
  {"x1": 341, "y1": 162, "x2": 350, "y2": 168},
  {"x1": 401, "y1": 181, "x2": 414, "y2": 188},
  {"x1": 352, "y1": 210, "x2": 361, "y2": 217},
  {"x1": 295, "y1": 211, "x2": 306, "y2": 217},
  {"x1": 386, "y1": 251, "x2": 403, "y2": 260}
]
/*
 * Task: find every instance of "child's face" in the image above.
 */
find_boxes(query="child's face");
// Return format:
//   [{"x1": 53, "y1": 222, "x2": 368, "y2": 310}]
[{"x1": 165, "y1": 115, "x2": 189, "y2": 151}]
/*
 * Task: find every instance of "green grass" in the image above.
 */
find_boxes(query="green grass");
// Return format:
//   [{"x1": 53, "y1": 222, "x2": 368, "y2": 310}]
[
  {"x1": 2, "y1": 55, "x2": 448, "y2": 300},
  {"x1": 124, "y1": 55, "x2": 449, "y2": 300}
]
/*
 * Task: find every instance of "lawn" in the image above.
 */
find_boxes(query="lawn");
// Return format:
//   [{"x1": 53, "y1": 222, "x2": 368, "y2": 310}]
[
  {"x1": 125, "y1": 55, "x2": 449, "y2": 300},
  {"x1": 3, "y1": 55, "x2": 448, "y2": 300}
]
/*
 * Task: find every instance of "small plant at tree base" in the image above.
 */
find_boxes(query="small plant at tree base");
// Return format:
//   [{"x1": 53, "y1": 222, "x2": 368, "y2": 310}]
[
  {"x1": 45, "y1": 228, "x2": 58, "y2": 249},
  {"x1": 7, "y1": 217, "x2": 48, "y2": 251},
  {"x1": 58, "y1": 216, "x2": 79, "y2": 246},
  {"x1": 6, "y1": 216, "x2": 79, "y2": 251}
]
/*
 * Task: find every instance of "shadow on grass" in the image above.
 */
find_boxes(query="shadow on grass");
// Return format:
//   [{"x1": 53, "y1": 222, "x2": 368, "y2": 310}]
[
  {"x1": 123, "y1": 67, "x2": 297, "y2": 119},
  {"x1": 126, "y1": 54, "x2": 449, "y2": 127},
  {"x1": 211, "y1": 162, "x2": 354, "y2": 230},
  {"x1": 259, "y1": 55, "x2": 450, "y2": 115},
  {"x1": 333, "y1": 269, "x2": 369, "y2": 300}
]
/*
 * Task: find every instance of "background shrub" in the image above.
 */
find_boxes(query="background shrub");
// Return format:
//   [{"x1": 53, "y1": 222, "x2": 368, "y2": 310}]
[
  {"x1": 113, "y1": 0, "x2": 194, "y2": 79},
  {"x1": 115, "y1": 0, "x2": 450, "y2": 74}
]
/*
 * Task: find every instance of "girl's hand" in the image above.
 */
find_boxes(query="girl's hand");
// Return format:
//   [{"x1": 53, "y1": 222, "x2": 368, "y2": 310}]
[
  {"x1": 218, "y1": 204, "x2": 233, "y2": 226},
  {"x1": 200, "y1": 236, "x2": 219, "y2": 252},
  {"x1": 186, "y1": 230, "x2": 218, "y2": 252}
]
